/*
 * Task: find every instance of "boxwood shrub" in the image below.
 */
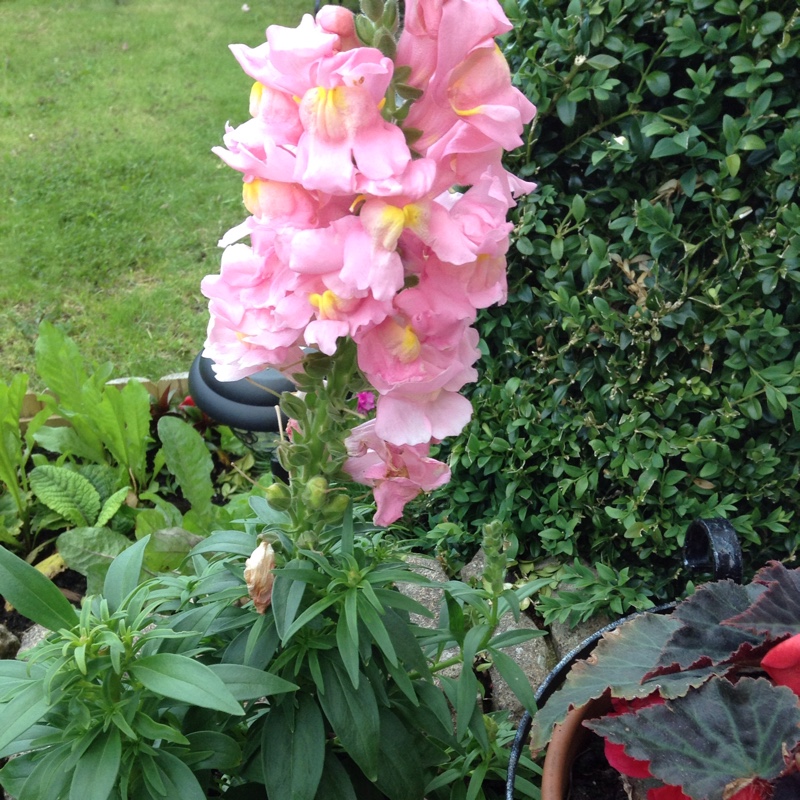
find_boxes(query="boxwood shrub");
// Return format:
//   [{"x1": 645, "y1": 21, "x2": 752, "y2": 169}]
[{"x1": 420, "y1": 0, "x2": 800, "y2": 618}]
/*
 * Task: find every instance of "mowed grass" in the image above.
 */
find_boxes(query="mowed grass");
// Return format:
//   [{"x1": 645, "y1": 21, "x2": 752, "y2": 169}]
[{"x1": 0, "y1": 0, "x2": 311, "y2": 387}]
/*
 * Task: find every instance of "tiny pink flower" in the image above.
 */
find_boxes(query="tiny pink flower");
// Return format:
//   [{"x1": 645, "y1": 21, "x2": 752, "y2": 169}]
[{"x1": 356, "y1": 391, "x2": 376, "y2": 414}]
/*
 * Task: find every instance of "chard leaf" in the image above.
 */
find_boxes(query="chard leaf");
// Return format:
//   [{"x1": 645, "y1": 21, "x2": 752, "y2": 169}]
[
  {"x1": 157, "y1": 416, "x2": 214, "y2": 525},
  {"x1": 57, "y1": 527, "x2": 131, "y2": 580},
  {"x1": 30, "y1": 465, "x2": 101, "y2": 527},
  {"x1": 588, "y1": 677, "x2": 800, "y2": 800},
  {"x1": 96, "y1": 486, "x2": 131, "y2": 527}
]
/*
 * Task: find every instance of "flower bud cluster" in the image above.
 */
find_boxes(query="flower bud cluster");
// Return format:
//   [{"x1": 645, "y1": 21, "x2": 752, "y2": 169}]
[{"x1": 201, "y1": 0, "x2": 535, "y2": 525}]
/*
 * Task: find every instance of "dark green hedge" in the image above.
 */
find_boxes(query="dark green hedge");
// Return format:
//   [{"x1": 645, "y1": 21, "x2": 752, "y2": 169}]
[{"x1": 421, "y1": 0, "x2": 800, "y2": 617}]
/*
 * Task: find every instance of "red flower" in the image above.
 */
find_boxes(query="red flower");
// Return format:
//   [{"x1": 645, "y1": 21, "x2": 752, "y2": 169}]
[
  {"x1": 725, "y1": 778, "x2": 772, "y2": 800},
  {"x1": 603, "y1": 695, "x2": 692, "y2": 800},
  {"x1": 761, "y1": 633, "x2": 800, "y2": 696},
  {"x1": 647, "y1": 785, "x2": 692, "y2": 800}
]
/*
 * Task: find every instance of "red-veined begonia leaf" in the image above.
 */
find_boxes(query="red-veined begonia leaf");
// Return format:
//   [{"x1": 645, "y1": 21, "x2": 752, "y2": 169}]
[
  {"x1": 529, "y1": 613, "x2": 723, "y2": 752},
  {"x1": 653, "y1": 581, "x2": 763, "y2": 673},
  {"x1": 724, "y1": 563, "x2": 800, "y2": 638},
  {"x1": 588, "y1": 677, "x2": 800, "y2": 800}
]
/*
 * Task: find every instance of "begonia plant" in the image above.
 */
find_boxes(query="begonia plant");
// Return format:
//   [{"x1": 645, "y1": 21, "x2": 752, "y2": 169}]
[{"x1": 529, "y1": 561, "x2": 800, "y2": 800}]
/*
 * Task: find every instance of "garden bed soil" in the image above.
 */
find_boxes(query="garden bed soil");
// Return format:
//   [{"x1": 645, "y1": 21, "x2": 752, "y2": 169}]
[{"x1": 567, "y1": 732, "x2": 628, "y2": 800}]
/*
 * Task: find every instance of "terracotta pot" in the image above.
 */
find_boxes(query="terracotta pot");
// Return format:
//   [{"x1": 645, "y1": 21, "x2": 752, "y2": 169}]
[{"x1": 540, "y1": 695, "x2": 612, "y2": 800}]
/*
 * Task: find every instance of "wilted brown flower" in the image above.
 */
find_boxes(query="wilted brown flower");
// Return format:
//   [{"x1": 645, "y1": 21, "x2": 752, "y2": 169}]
[{"x1": 244, "y1": 542, "x2": 275, "y2": 614}]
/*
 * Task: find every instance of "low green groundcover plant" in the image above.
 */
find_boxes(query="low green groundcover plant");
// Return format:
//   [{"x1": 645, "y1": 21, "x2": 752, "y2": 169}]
[
  {"x1": 0, "y1": 322, "x2": 266, "y2": 589},
  {"x1": 419, "y1": 0, "x2": 800, "y2": 622}
]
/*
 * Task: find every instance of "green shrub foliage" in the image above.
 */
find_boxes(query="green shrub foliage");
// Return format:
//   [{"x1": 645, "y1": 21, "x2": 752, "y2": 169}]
[{"x1": 427, "y1": 0, "x2": 800, "y2": 609}]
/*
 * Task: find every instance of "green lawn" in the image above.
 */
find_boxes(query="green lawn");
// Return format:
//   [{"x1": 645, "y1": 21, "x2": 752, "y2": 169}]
[{"x1": 0, "y1": 0, "x2": 310, "y2": 388}]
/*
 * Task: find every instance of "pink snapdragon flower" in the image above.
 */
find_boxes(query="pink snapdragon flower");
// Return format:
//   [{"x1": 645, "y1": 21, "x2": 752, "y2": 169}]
[
  {"x1": 294, "y1": 48, "x2": 411, "y2": 193},
  {"x1": 343, "y1": 420, "x2": 450, "y2": 525}
]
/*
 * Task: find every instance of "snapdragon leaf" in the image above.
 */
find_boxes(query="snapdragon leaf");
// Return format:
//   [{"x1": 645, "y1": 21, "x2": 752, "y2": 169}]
[
  {"x1": 261, "y1": 695, "x2": 325, "y2": 800},
  {"x1": 0, "y1": 545, "x2": 79, "y2": 632},
  {"x1": 588, "y1": 677, "x2": 800, "y2": 800},
  {"x1": 129, "y1": 654, "x2": 244, "y2": 716}
]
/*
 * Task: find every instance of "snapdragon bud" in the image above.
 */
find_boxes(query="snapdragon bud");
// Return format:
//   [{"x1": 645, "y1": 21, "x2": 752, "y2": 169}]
[
  {"x1": 303, "y1": 476, "x2": 328, "y2": 510},
  {"x1": 265, "y1": 482, "x2": 292, "y2": 511},
  {"x1": 323, "y1": 493, "x2": 351, "y2": 521},
  {"x1": 360, "y1": 0, "x2": 384, "y2": 23}
]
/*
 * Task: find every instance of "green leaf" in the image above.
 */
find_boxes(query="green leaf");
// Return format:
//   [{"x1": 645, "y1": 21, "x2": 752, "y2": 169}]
[
  {"x1": 29, "y1": 465, "x2": 100, "y2": 527},
  {"x1": 189, "y1": 528, "x2": 257, "y2": 558},
  {"x1": 143, "y1": 527, "x2": 203, "y2": 573},
  {"x1": 152, "y1": 751, "x2": 207, "y2": 800},
  {"x1": 314, "y1": 753, "x2": 357, "y2": 800},
  {"x1": 262, "y1": 696, "x2": 325, "y2": 800},
  {"x1": 571, "y1": 194, "x2": 586, "y2": 224},
  {"x1": 357, "y1": 595, "x2": 397, "y2": 666},
  {"x1": 58, "y1": 527, "x2": 131, "y2": 580},
  {"x1": 272, "y1": 561, "x2": 308, "y2": 641},
  {"x1": 282, "y1": 593, "x2": 339, "y2": 642},
  {"x1": 555, "y1": 96, "x2": 576, "y2": 126},
  {"x1": 374, "y1": 709, "x2": 427, "y2": 800},
  {"x1": 184, "y1": 731, "x2": 242, "y2": 770},
  {"x1": 103, "y1": 535, "x2": 150, "y2": 613},
  {"x1": 589, "y1": 678, "x2": 800, "y2": 799},
  {"x1": 739, "y1": 134, "x2": 766, "y2": 150},
  {"x1": 101, "y1": 379, "x2": 152, "y2": 486},
  {"x1": 157, "y1": 416, "x2": 214, "y2": 526},
  {"x1": 69, "y1": 727, "x2": 121, "y2": 800},
  {"x1": 129, "y1": 654, "x2": 244, "y2": 716},
  {"x1": 489, "y1": 648, "x2": 538, "y2": 714},
  {"x1": 0, "y1": 682, "x2": 51, "y2": 755},
  {"x1": 336, "y1": 603, "x2": 360, "y2": 689},
  {"x1": 645, "y1": 71, "x2": 670, "y2": 97},
  {"x1": 0, "y1": 375, "x2": 28, "y2": 516},
  {"x1": 586, "y1": 54, "x2": 620, "y2": 70},
  {"x1": 0, "y1": 545, "x2": 78, "y2": 631},
  {"x1": 16, "y1": 744, "x2": 74, "y2": 800},
  {"x1": 96, "y1": 486, "x2": 131, "y2": 527},
  {"x1": 34, "y1": 322, "x2": 90, "y2": 409},
  {"x1": 208, "y1": 664, "x2": 298, "y2": 700},
  {"x1": 318, "y1": 656, "x2": 380, "y2": 781},
  {"x1": 132, "y1": 713, "x2": 190, "y2": 745}
]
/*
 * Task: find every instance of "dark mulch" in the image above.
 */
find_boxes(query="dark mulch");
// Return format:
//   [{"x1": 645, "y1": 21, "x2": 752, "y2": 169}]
[{"x1": 567, "y1": 732, "x2": 628, "y2": 800}]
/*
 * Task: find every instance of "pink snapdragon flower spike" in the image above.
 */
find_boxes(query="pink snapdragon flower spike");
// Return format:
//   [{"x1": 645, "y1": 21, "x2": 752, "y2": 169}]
[
  {"x1": 343, "y1": 420, "x2": 450, "y2": 525},
  {"x1": 203, "y1": 0, "x2": 537, "y2": 523}
]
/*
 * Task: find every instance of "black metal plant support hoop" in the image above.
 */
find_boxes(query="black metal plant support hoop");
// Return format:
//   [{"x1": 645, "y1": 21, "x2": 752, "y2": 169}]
[{"x1": 504, "y1": 517, "x2": 743, "y2": 799}]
